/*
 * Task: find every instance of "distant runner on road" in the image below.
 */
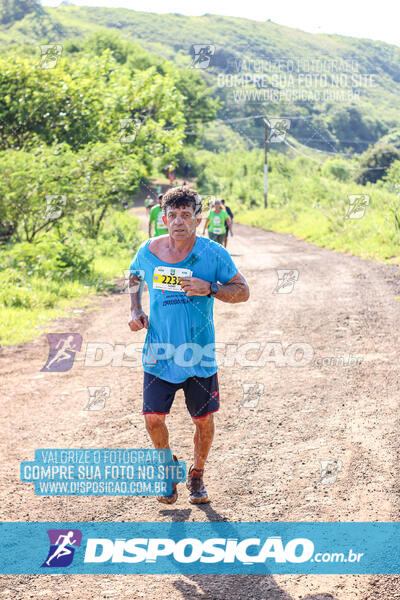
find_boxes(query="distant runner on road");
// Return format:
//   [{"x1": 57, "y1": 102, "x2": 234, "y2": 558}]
[
  {"x1": 144, "y1": 195, "x2": 154, "y2": 216},
  {"x1": 149, "y1": 194, "x2": 168, "y2": 238},
  {"x1": 221, "y1": 199, "x2": 233, "y2": 249},
  {"x1": 128, "y1": 185, "x2": 249, "y2": 505},
  {"x1": 167, "y1": 164, "x2": 175, "y2": 184},
  {"x1": 203, "y1": 198, "x2": 231, "y2": 246}
]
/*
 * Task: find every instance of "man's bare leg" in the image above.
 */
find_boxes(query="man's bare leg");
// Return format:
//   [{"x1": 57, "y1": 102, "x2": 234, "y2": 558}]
[
  {"x1": 144, "y1": 414, "x2": 170, "y2": 449},
  {"x1": 187, "y1": 414, "x2": 214, "y2": 504},
  {"x1": 192, "y1": 414, "x2": 214, "y2": 470},
  {"x1": 144, "y1": 414, "x2": 178, "y2": 503}
]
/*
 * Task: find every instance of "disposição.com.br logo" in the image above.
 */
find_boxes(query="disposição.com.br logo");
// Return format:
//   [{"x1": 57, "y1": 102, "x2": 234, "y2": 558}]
[{"x1": 41, "y1": 529, "x2": 82, "y2": 568}]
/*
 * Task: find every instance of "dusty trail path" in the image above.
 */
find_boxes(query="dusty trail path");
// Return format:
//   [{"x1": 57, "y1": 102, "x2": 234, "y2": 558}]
[{"x1": 1, "y1": 206, "x2": 400, "y2": 599}]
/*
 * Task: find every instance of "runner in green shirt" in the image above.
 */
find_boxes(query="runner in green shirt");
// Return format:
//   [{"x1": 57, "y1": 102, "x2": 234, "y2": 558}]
[
  {"x1": 145, "y1": 195, "x2": 154, "y2": 216},
  {"x1": 149, "y1": 194, "x2": 169, "y2": 238},
  {"x1": 202, "y1": 199, "x2": 231, "y2": 245}
]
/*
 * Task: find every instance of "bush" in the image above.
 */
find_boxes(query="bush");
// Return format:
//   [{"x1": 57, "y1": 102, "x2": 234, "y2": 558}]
[
  {"x1": 0, "y1": 209, "x2": 144, "y2": 343},
  {"x1": 321, "y1": 158, "x2": 351, "y2": 182},
  {"x1": 355, "y1": 144, "x2": 400, "y2": 184},
  {"x1": 95, "y1": 211, "x2": 144, "y2": 256},
  {"x1": 1, "y1": 236, "x2": 91, "y2": 281}
]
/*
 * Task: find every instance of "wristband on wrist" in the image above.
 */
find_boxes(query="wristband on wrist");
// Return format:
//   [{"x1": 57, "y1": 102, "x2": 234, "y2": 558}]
[{"x1": 208, "y1": 282, "x2": 220, "y2": 297}]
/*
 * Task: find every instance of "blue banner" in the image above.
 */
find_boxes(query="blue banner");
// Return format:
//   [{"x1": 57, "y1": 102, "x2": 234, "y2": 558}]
[
  {"x1": 0, "y1": 522, "x2": 399, "y2": 574},
  {"x1": 20, "y1": 449, "x2": 186, "y2": 496}
]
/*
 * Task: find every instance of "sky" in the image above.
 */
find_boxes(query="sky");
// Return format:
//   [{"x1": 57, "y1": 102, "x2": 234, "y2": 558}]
[{"x1": 41, "y1": 0, "x2": 400, "y2": 47}]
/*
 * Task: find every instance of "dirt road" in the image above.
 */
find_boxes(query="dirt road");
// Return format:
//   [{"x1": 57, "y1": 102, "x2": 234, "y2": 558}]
[{"x1": 1, "y1": 207, "x2": 400, "y2": 599}]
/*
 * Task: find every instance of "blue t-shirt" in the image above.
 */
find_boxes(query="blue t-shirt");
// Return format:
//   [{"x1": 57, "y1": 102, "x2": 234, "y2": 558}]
[{"x1": 129, "y1": 236, "x2": 238, "y2": 383}]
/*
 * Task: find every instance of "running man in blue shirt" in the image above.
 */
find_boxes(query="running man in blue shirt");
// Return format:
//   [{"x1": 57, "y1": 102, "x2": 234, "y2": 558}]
[{"x1": 128, "y1": 185, "x2": 249, "y2": 504}]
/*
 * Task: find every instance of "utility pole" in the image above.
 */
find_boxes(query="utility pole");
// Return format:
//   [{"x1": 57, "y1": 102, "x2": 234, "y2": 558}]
[{"x1": 263, "y1": 118, "x2": 269, "y2": 208}]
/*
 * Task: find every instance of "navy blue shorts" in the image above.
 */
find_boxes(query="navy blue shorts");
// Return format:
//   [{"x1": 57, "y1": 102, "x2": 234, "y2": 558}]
[{"x1": 142, "y1": 371, "x2": 219, "y2": 419}]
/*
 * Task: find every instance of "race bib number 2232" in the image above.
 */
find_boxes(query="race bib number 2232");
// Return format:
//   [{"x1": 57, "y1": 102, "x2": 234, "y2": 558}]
[{"x1": 153, "y1": 266, "x2": 192, "y2": 292}]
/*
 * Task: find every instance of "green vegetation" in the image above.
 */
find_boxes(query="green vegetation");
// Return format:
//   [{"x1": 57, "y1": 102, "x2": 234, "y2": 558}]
[
  {"x1": 0, "y1": 26, "x2": 219, "y2": 345},
  {"x1": 197, "y1": 149, "x2": 400, "y2": 263},
  {"x1": 355, "y1": 144, "x2": 400, "y2": 185},
  {"x1": 0, "y1": 0, "x2": 42, "y2": 24},
  {"x1": 0, "y1": 5, "x2": 399, "y2": 345},
  {"x1": 1, "y1": 3, "x2": 399, "y2": 153},
  {"x1": 0, "y1": 210, "x2": 145, "y2": 345}
]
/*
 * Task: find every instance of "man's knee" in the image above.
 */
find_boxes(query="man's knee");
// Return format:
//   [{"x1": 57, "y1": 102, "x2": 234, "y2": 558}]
[
  {"x1": 192, "y1": 413, "x2": 214, "y2": 429},
  {"x1": 144, "y1": 413, "x2": 165, "y2": 432}
]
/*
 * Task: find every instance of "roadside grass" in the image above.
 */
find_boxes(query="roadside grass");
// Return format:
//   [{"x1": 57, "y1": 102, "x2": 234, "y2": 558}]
[
  {"x1": 197, "y1": 148, "x2": 400, "y2": 264},
  {"x1": 0, "y1": 211, "x2": 144, "y2": 346},
  {"x1": 234, "y1": 188, "x2": 400, "y2": 264}
]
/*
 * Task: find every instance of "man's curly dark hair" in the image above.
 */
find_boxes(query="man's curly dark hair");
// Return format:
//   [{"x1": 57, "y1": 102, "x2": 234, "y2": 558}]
[{"x1": 161, "y1": 185, "x2": 202, "y2": 216}]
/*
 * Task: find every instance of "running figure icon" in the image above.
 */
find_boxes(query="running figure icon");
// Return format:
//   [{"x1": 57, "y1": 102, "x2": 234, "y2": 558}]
[
  {"x1": 41, "y1": 333, "x2": 82, "y2": 372},
  {"x1": 44, "y1": 336, "x2": 76, "y2": 371},
  {"x1": 45, "y1": 531, "x2": 77, "y2": 566},
  {"x1": 42, "y1": 529, "x2": 82, "y2": 568}
]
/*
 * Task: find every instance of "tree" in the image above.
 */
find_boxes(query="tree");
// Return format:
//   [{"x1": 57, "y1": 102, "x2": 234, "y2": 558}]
[
  {"x1": 0, "y1": 145, "x2": 77, "y2": 243},
  {"x1": 328, "y1": 106, "x2": 386, "y2": 152},
  {"x1": 0, "y1": 51, "x2": 186, "y2": 156},
  {"x1": 0, "y1": 0, "x2": 41, "y2": 24},
  {"x1": 70, "y1": 142, "x2": 145, "y2": 238},
  {"x1": 166, "y1": 66, "x2": 220, "y2": 144},
  {"x1": 0, "y1": 54, "x2": 109, "y2": 150},
  {"x1": 355, "y1": 144, "x2": 400, "y2": 185},
  {"x1": 83, "y1": 30, "x2": 130, "y2": 65},
  {"x1": 383, "y1": 160, "x2": 400, "y2": 232}
]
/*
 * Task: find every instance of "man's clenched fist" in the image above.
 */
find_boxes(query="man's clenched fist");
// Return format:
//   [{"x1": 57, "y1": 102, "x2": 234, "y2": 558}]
[{"x1": 129, "y1": 310, "x2": 149, "y2": 331}]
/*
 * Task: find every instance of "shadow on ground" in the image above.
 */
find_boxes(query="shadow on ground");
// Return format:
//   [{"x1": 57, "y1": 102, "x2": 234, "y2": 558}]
[{"x1": 160, "y1": 504, "x2": 338, "y2": 600}]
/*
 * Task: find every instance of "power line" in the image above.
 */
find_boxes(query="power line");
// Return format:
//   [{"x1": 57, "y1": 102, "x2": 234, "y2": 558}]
[
  {"x1": 283, "y1": 138, "x2": 391, "y2": 170},
  {"x1": 175, "y1": 114, "x2": 389, "y2": 150},
  {"x1": 162, "y1": 113, "x2": 315, "y2": 131}
]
